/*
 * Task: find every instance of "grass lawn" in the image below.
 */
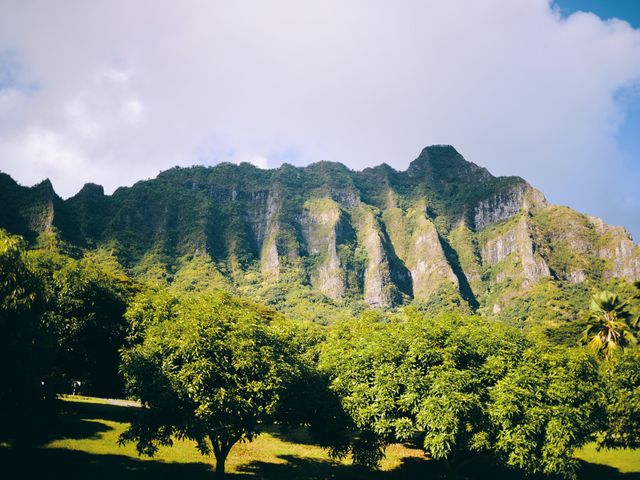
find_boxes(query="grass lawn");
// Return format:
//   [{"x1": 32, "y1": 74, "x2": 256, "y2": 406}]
[
  {"x1": 576, "y1": 444, "x2": 640, "y2": 475},
  {"x1": 1, "y1": 395, "x2": 639, "y2": 479}
]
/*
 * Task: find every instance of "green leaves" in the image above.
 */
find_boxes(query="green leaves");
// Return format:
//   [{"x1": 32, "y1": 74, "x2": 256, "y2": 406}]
[
  {"x1": 321, "y1": 313, "x2": 529, "y2": 469},
  {"x1": 490, "y1": 347, "x2": 602, "y2": 478},
  {"x1": 119, "y1": 290, "x2": 343, "y2": 474},
  {"x1": 581, "y1": 290, "x2": 639, "y2": 360},
  {"x1": 319, "y1": 310, "x2": 625, "y2": 479},
  {"x1": 597, "y1": 349, "x2": 640, "y2": 450},
  {"x1": 0, "y1": 229, "x2": 55, "y2": 443}
]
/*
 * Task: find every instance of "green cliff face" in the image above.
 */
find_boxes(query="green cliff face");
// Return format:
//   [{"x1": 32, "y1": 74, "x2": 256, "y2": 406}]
[{"x1": 1, "y1": 145, "x2": 638, "y2": 320}]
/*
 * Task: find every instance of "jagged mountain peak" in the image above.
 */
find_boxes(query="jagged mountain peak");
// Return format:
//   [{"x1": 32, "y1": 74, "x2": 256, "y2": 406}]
[
  {"x1": 34, "y1": 178, "x2": 55, "y2": 193},
  {"x1": 407, "y1": 145, "x2": 495, "y2": 184},
  {"x1": 74, "y1": 183, "x2": 105, "y2": 197}
]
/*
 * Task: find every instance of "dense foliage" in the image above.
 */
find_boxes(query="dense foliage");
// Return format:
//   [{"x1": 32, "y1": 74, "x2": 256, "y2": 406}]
[
  {"x1": 119, "y1": 290, "x2": 346, "y2": 475},
  {"x1": 29, "y1": 235, "x2": 135, "y2": 396},
  {"x1": 320, "y1": 311, "x2": 610, "y2": 478},
  {"x1": 0, "y1": 228, "x2": 134, "y2": 441},
  {"x1": 0, "y1": 231, "x2": 54, "y2": 442},
  {"x1": 1, "y1": 223, "x2": 639, "y2": 478}
]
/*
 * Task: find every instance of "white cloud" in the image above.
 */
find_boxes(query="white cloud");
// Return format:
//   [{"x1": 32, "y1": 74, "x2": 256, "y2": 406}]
[
  {"x1": 120, "y1": 98, "x2": 144, "y2": 125},
  {"x1": 10, "y1": 127, "x2": 87, "y2": 180},
  {"x1": 64, "y1": 99, "x2": 101, "y2": 139},
  {"x1": 0, "y1": 0, "x2": 639, "y2": 236},
  {"x1": 234, "y1": 154, "x2": 268, "y2": 170}
]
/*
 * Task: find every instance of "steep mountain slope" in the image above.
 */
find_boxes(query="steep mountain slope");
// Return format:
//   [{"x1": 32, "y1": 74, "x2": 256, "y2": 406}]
[{"x1": 1, "y1": 145, "x2": 638, "y2": 316}]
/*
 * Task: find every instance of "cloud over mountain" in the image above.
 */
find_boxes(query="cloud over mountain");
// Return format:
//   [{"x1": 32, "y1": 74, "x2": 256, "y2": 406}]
[{"x1": 0, "y1": 0, "x2": 639, "y2": 236}]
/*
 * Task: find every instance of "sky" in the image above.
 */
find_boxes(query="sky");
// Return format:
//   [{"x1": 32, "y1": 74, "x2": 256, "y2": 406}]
[{"x1": 0, "y1": 1, "x2": 639, "y2": 238}]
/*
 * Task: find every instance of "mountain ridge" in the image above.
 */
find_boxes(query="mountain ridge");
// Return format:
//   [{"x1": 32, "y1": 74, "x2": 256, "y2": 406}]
[{"x1": 1, "y1": 145, "x2": 638, "y2": 318}]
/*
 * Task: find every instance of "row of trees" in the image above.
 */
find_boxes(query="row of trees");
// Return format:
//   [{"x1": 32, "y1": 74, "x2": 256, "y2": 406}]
[{"x1": 117, "y1": 287, "x2": 640, "y2": 477}]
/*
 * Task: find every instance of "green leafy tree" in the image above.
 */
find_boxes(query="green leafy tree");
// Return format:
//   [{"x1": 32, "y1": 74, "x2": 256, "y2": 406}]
[
  {"x1": 120, "y1": 291, "x2": 344, "y2": 476},
  {"x1": 597, "y1": 349, "x2": 640, "y2": 449},
  {"x1": 322, "y1": 311, "x2": 606, "y2": 479},
  {"x1": 319, "y1": 311, "x2": 408, "y2": 467},
  {"x1": 490, "y1": 346, "x2": 604, "y2": 479},
  {"x1": 320, "y1": 312, "x2": 532, "y2": 475},
  {"x1": 29, "y1": 244, "x2": 134, "y2": 396},
  {"x1": 0, "y1": 230, "x2": 55, "y2": 442},
  {"x1": 581, "y1": 291, "x2": 639, "y2": 360}
]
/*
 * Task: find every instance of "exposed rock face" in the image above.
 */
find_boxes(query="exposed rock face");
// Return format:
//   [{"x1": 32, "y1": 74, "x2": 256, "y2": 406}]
[
  {"x1": 481, "y1": 215, "x2": 550, "y2": 286},
  {"x1": 260, "y1": 231, "x2": 280, "y2": 280},
  {"x1": 1, "y1": 145, "x2": 638, "y2": 313},
  {"x1": 259, "y1": 188, "x2": 282, "y2": 279},
  {"x1": 301, "y1": 199, "x2": 345, "y2": 300},
  {"x1": 474, "y1": 185, "x2": 546, "y2": 231},
  {"x1": 249, "y1": 189, "x2": 275, "y2": 247},
  {"x1": 474, "y1": 185, "x2": 527, "y2": 231},
  {"x1": 517, "y1": 217, "x2": 551, "y2": 284},
  {"x1": 409, "y1": 216, "x2": 459, "y2": 298},
  {"x1": 589, "y1": 216, "x2": 640, "y2": 281},
  {"x1": 384, "y1": 206, "x2": 458, "y2": 299},
  {"x1": 357, "y1": 207, "x2": 395, "y2": 308},
  {"x1": 448, "y1": 220, "x2": 484, "y2": 297}
]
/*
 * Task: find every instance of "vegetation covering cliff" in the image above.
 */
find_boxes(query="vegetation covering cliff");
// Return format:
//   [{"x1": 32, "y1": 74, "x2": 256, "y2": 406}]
[{"x1": 1, "y1": 145, "x2": 638, "y2": 323}]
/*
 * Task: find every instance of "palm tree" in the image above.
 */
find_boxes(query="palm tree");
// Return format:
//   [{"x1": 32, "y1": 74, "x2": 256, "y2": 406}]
[{"x1": 581, "y1": 291, "x2": 639, "y2": 361}]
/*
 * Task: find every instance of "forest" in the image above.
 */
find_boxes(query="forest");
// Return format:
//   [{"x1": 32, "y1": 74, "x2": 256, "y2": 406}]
[{"x1": 1, "y1": 227, "x2": 639, "y2": 479}]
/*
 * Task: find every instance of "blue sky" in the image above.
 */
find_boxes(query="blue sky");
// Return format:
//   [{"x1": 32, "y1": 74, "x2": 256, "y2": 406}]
[
  {"x1": 555, "y1": 1, "x2": 640, "y2": 157},
  {"x1": 0, "y1": 0, "x2": 639, "y2": 239},
  {"x1": 556, "y1": 0, "x2": 640, "y2": 27}
]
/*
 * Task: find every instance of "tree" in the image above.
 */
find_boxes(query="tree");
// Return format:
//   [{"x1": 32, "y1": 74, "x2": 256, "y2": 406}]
[
  {"x1": 29, "y1": 243, "x2": 134, "y2": 397},
  {"x1": 319, "y1": 311, "x2": 409, "y2": 468},
  {"x1": 598, "y1": 349, "x2": 640, "y2": 450},
  {"x1": 0, "y1": 230, "x2": 55, "y2": 443},
  {"x1": 581, "y1": 291, "x2": 639, "y2": 360},
  {"x1": 321, "y1": 310, "x2": 606, "y2": 479},
  {"x1": 489, "y1": 346, "x2": 603, "y2": 479},
  {"x1": 119, "y1": 290, "x2": 341, "y2": 476},
  {"x1": 320, "y1": 312, "x2": 533, "y2": 476}
]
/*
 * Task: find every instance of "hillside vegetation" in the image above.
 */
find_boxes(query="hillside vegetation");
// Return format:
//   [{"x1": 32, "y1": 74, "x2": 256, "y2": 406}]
[{"x1": 1, "y1": 145, "x2": 638, "y2": 324}]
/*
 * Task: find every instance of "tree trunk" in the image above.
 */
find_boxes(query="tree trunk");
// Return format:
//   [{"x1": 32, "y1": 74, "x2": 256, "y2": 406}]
[
  {"x1": 210, "y1": 435, "x2": 238, "y2": 477},
  {"x1": 214, "y1": 451, "x2": 226, "y2": 477}
]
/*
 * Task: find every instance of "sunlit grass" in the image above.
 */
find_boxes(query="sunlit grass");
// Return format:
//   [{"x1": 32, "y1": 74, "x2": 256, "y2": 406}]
[
  {"x1": 576, "y1": 444, "x2": 640, "y2": 474},
  {"x1": 47, "y1": 396, "x2": 424, "y2": 475},
  {"x1": 5, "y1": 395, "x2": 635, "y2": 479}
]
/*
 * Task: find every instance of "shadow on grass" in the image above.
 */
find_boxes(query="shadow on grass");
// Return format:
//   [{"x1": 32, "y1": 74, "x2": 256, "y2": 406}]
[
  {"x1": 28, "y1": 398, "x2": 138, "y2": 446},
  {"x1": 239, "y1": 454, "x2": 381, "y2": 479},
  {"x1": 577, "y1": 459, "x2": 640, "y2": 480},
  {"x1": 8, "y1": 398, "x2": 639, "y2": 480},
  {"x1": 269, "y1": 426, "x2": 323, "y2": 447},
  {"x1": 2, "y1": 446, "x2": 640, "y2": 480},
  {"x1": 1, "y1": 446, "x2": 218, "y2": 480},
  {"x1": 58, "y1": 398, "x2": 138, "y2": 423}
]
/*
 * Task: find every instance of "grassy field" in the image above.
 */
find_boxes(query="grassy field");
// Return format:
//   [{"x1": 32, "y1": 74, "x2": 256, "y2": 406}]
[{"x1": 1, "y1": 395, "x2": 639, "y2": 479}]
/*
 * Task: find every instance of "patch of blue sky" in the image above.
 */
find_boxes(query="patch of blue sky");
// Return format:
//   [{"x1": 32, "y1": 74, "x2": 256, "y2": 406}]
[
  {"x1": 553, "y1": 0, "x2": 640, "y2": 28},
  {"x1": 615, "y1": 84, "x2": 640, "y2": 158},
  {"x1": 0, "y1": 49, "x2": 40, "y2": 94}
]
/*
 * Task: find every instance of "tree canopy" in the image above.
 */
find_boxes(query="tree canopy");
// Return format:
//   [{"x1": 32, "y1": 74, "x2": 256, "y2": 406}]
[
  {"x1": 581, "y1": 291, "x2": 639, "y2": 361},
  {"x1": 320, "y1": 311, "x2": 607, "y2": 479},
  {"x1": 0, "y1": 230, "x2": 53, "y2": 442},
  {"x1": 119, "y1": 290, "x2": 345, "y2": 475}
]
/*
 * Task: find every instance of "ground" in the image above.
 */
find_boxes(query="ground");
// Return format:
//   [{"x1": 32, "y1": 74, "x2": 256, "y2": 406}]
[{"x1": 1, "y1": 396, "x2": 639, "y2": 479}]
